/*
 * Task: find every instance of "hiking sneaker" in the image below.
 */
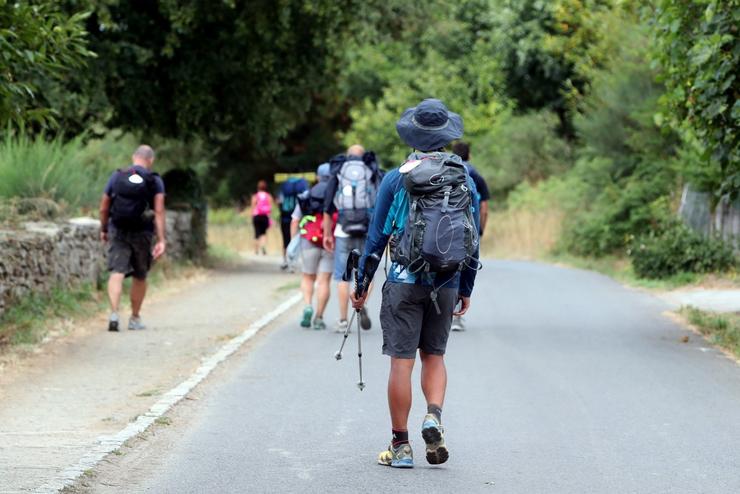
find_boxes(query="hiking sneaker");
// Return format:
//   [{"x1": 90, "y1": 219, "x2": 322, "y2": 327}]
[
  {"x1": 451, "y1": 316, "x2": 465, "y2": 332},
  {"x1": 312, "y1": 317, "x2": 326, "y2": 330},
  {"x1": 421, "y1": 414, "x2": 449, "y2": 465},
  {"x1": 108, "y1": 312, "x2": 119, "y2": 332},
  {"x1": 128, "y1": 317, "x2": 146, "y2": 330},
  {"x1": 377, "y1": 443, "x2": 414, "y2": 468},
  {"x1": 359, "y1": 307, "x2": 372, "y2": 330},
  {"x1": 334, "y1": 319, "x2": 350, "y2": 334},
  {"x1": 300, "y1": 306, "x2": 314, "y2": 328}
]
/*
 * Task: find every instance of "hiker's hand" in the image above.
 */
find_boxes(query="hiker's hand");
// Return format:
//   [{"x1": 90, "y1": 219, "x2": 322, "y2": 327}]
[
  {"x1": 100, "y1": 230, "x2": 108, "y2": 243},
  {"x1": 323, "y1": 236, "x2": 335, "y2": 252},
  {"x1": 152, "y1": 240, "x2": 166, "y2": 260},
  {"x1": 350, "y1": 289, "x2": 367, "y2": 310},
  {"x1": 453, "y1": 296, "x2": 470, "y2": 317}
]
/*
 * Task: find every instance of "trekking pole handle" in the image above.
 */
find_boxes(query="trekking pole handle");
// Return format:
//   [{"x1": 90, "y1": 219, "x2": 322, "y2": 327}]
[
  {"x1": 342, "y1": 248, "x2": 362, "y2": 283},
  {"x1": 356, "y1": 253, "x2": 381, "y2": 297}
]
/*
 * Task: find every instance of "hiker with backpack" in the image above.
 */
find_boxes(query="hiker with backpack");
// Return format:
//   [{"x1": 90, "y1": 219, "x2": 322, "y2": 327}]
[
  {"x1": 349, "y1": 99, "x2": 481, "y2": 468},
  {"x1": 450, "y1": 141, "x2": 491, "y2": 332},
  {"x1": 322, "y1": 144, "x2": 382, "y2": 333},
  {"x1": 289, "y1": 163, "x2": 335, "y2": 330},
  {"x1": 99, "y1": 145, "x2": 166, "y2": 332},
  {"x1": 278, "y1": 176, "x2": 309, "y2": 269},
  {"x1": 250, "y1": 180, "x2": 274, "y2": 256}
]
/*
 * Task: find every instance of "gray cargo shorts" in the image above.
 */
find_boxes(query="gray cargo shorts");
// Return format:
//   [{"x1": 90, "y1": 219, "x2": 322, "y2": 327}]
[
  {"x1": 107, "y1": 230, "x2": 153, "y2": 279},
  {"x1": 300, "y1": 239, "x2": 333, "y2": 275},
  {"x1": 379, "y1": 281, "x2": 458, "y2": 359}
]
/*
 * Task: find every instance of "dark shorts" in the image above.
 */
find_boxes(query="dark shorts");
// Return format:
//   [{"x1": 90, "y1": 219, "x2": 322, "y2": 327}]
[
  {"x1": 107, "y1": 230, "x2": 153, "y2": 279},
  {"x1": 379, "y1": 282, "x2": 457, "y2": 359},
  {"x1": 253, "y1": 214, "x2": 269, "y2": 238},
  {"x1": 280, "y1": 219, "x2": 292, "y2": 248}
]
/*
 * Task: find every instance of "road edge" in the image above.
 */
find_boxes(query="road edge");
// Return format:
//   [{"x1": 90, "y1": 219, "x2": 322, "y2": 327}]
[{"x1": 38, "y1": 291, "x2": 302, "y2": 493}]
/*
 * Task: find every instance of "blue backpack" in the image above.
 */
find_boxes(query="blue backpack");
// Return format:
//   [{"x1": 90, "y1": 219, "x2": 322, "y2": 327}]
[{"x1": 280, "y1": 178, "x2": 308, "y2": 216}]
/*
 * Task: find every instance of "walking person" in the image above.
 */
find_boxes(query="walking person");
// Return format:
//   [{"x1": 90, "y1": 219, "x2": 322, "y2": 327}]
[
  {"x1": 99, "y1": 145, "x2": 166, "y2": 332},
  {"x1": 350, "y1": 99, "x2": 481, "y2": 468},
  {"x1": 322, "y1": 144, "x2": 382, "y2": 333},
  {"x1": 451, "y1": 141, "x2": 491, "y2": 332},
  {"x1": 277, "y1": 177, "x2": 308, "y2": 269},
  {"x1": 290, "y1": 163, "x2": 335, "y2": 330},
  {"x1": 250, "y1": 180, "x2": 273, "y2": 255}
]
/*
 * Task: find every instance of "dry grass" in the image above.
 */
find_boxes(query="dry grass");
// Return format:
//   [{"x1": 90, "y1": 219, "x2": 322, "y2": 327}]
[
  {"x1": 208, "y1": 223, "x2": 284, "y2": 255},
  {"x1": 481, "y1": 207, "x2": 565, "y2": 259}
]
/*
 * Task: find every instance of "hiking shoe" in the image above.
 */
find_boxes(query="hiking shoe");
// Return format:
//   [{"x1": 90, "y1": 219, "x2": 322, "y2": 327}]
[
  {"x1": 421, "y1": 414, "x2": 449, "y2": 465},
  {"x1": 451, "y1": 316, "x2": 465, "y2": 332},
  {"x1": 108, "y1": 312, "x2": 119, "y2": 332},
  {"x1": 128, "y1": 317, "x2": 146, "y2": 330},
  {"x1": 377, "y1": 443, "x2": 414, "y2": 468},
  {"x1": 312, "y1": 317, "x2": 326, "y2": 330},
  {"x1": 334, "y1": 319, "x2": 350, "y2": 334},
  {"x1": 359, "y1": 307, "x2": 372, "y2": 330},
  {"x1": 300, "y1": 306, "x2": 314, "y2": 328}
]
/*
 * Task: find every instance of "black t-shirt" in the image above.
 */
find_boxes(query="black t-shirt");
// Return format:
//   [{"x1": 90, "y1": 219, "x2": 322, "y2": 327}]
[{"x1": 465, "y1": 163, "x2": 490, "y2": 202}]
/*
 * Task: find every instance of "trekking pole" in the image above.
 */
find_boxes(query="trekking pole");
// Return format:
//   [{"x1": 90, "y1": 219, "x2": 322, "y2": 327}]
[
  {"x1": 354, "y1": 252, "x2": 381, "y2": 391},
  {"x1": 334, "y1": 249, "x2": 362, "y2": 361}
]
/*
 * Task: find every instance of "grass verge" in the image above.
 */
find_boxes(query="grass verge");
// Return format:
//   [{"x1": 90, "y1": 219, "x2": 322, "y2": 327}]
[
  {"x1": 480, "y1": 207, "x2": 737, "y2": 291},
  {"x1": 680, "y1": 306, "x2": 740, "y2": 359},
  {"x1": 0, "y1": 283, "x2": 105, "y2": 347},
  {"x1": 546, "y1": 253, "x2": 714, "y2": 291}
]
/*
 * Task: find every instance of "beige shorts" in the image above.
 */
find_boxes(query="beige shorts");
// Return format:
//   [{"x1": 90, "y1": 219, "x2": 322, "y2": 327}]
[{"x1": 301, "y1": 239, "x2": 334, "y2": 275}]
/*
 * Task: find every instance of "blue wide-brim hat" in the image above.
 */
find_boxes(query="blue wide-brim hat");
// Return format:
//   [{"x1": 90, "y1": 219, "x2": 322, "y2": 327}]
[{"x1": 396, "y1": 98, "x2": 463, "y2": 151}]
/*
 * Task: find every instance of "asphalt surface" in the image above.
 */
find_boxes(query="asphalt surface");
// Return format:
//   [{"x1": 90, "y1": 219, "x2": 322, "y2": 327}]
[{"x1": 89, "y1": 261, "x2": 740, "y2": 493}]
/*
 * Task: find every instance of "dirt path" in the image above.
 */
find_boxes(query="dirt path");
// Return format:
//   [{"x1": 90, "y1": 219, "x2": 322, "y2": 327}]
[{"x1": 0, "y1": 256, "x2": 300, "y2": 493}]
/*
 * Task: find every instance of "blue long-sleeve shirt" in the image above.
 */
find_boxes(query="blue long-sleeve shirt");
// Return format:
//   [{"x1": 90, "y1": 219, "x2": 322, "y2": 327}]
[{"x1": 362, "y1": 154, "x2": 480, "y2": 297}]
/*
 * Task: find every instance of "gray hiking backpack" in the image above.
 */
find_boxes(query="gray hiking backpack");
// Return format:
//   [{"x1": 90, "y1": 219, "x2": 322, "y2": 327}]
[
  {"x1": 335, "y1": 158, "x2": 377, "y2": 237},
  {"x1": 393, "y1": 152, "x2": 479, "y2": 274}
]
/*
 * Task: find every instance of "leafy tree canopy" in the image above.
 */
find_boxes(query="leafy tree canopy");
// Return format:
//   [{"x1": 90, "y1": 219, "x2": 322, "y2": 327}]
[
  {"x1": 652, "y1": 0, "x2": 739, "y2": 197},
  {"x1": 0, "y1": 1, "x2": 93, "y2": 129}
]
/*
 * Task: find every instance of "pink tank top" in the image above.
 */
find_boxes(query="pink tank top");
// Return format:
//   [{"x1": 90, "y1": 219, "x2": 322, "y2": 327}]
[{"x1": 253, "y1": 191, "x2": 271, "y2": 216}]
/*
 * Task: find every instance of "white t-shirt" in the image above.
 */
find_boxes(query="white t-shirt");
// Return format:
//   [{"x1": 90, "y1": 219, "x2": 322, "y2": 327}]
[{"x1": 333, "y1": 223, "x2": 349, "y2": 238}]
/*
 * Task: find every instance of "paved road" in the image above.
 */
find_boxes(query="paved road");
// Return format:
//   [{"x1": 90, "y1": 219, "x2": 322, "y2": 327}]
[{"x1": 86, "y1": 261, "x2": 740, "y2": 493}]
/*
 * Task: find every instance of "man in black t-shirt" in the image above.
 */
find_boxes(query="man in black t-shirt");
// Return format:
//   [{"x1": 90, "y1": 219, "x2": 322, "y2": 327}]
[
  {"x1": 99, "y1": 145, "x2": 166, "y2": 332},
  {"x1": 452, "y1": 141, "x2": 490, "y2": 236},
  {"x1": 451, "y1": 141, "x2": 490, "y2": 332}
]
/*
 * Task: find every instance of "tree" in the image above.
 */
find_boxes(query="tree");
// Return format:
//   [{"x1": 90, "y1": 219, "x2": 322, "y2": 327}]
[
  {"x1": 488, "y1": 0, "x2": 616, "y2": 136},
  {"x1": 0, "y1": 1, "x2": 93, "y2": 130},
  {"x1": 651, "y1": 0, "x2": 740, "y2": 197}
]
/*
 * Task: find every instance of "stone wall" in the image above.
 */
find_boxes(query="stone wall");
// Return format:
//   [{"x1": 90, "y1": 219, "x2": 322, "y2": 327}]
[
  {"x1": 0, "y1": 211, "x2": 200, "y2": 318},
  {"x1": 679, "y1": 184, "x2": 739, "y2": 249}
]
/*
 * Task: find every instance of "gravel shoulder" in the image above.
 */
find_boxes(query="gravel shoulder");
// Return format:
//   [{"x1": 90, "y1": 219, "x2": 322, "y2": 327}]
[{"x1": 0, "y1": 256, "x2": 299, "y2": 493}]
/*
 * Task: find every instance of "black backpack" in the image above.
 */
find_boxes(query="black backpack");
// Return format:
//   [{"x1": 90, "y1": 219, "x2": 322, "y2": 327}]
[
  {"x1": 109, "y1": 168, "x2": 159, "y2": 230},
  {"x1": 393, "y1": 152, "x2": 479, "y2": 274},
  {"x1": 298, "y1": 181, "x2": 329, "y2": 216}
]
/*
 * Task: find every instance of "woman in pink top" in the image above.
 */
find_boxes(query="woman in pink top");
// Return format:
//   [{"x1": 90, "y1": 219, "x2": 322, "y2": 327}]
[{"x1": 250, "y1": 180, "x2": 273, "y2": 255}]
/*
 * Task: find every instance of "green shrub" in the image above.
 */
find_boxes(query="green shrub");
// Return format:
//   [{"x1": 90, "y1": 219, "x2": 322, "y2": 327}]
[
  {"x1": 629, "y1": 222, "x2": 736, "y2": 279},
  {"x1": 476, "y1": 110, "x2": 572, "y2": 198}
]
